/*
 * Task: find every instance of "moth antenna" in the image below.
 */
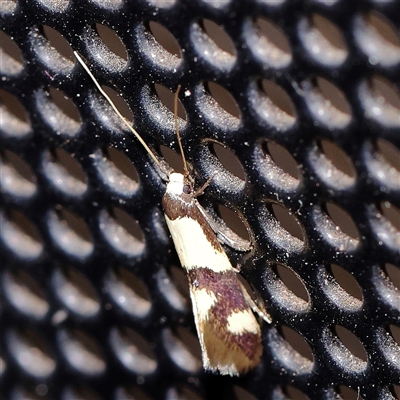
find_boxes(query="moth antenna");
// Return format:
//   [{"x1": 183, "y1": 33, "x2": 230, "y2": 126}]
[
  {"x1": 174, "y1": 85, "x2": 190, "y2": 178},
  {"x1": 74, "y1": 51, "x2": 161, "y2": 169}
]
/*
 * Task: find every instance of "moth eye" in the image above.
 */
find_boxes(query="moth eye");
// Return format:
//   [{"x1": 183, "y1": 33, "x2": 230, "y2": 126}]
[{"x1": 183, "y1": 184, "x2": 191, "y2": 194}]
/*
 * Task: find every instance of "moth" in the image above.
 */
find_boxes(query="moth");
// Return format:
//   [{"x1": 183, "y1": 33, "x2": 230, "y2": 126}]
[{"x1": 74, "y1": 52, "x2": 271, "y2": 375}]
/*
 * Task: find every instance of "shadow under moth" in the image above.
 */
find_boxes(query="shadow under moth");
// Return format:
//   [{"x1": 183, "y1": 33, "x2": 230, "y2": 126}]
[{"x1": 74, "y1": 51, "x2": 271, "y2": 376}]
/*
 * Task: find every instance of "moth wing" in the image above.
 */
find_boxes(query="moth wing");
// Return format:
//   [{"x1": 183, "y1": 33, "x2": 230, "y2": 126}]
[
  {"x1": 187, "y1": 284, "x2": 213, "y2": 368},
  {"x1": 188, "y1": 283, "x2": 262, "y2": 376}
]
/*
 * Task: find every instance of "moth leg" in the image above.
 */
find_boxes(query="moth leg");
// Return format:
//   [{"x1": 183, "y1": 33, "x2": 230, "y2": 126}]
[
  {"x1": 192, "y1": 172, "x2": 252, "y2": 252},
  {"x1": 195, "y1": 201, "x2": 252, "y2": 252},
  {"x1": 240, "y1": 282, "x2": 272, "y2": 324},
  {"x1": 193, "y1": 172, "x2": 217, "y2": 197}
]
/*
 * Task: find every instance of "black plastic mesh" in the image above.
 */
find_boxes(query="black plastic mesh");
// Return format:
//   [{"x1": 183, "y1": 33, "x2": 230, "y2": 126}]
[{"x1": 1, "y1": 0, "x2": 400, "y2": 399}]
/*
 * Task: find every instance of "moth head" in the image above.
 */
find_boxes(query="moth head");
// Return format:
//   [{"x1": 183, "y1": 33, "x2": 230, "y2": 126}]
[
  {"x1": 166, "y1": 172, "x2": 194, "y2": 196},
  {"x1": 166, "y1": 172, "x2": 184, "y2": 195}
]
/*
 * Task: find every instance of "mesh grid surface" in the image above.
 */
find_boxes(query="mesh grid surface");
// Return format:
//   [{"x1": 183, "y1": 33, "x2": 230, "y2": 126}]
[{"x1": 1, "y1": 0, "x2": 400, "y2": 399}]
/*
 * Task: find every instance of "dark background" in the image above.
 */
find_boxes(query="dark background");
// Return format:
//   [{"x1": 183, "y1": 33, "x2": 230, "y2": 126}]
[{"x1": 1, "y1": 0, "x2": 399, "y2": 399}]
